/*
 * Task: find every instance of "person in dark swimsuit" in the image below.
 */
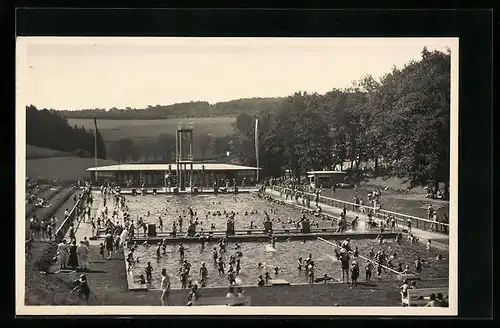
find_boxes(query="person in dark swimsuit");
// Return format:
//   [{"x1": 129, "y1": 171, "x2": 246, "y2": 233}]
[
  {"x1": 340, "y1": 251, "x2": 350, "y2": 283},
  {"x1": 145, "y1": 262, "x2": 154, "y2": 284},
  {"x1": 350, "y1": 261, "x2": 360, "y2": 289},
  {"x1": 67, "y1": 240, "x2": 79, "y2": 268}
]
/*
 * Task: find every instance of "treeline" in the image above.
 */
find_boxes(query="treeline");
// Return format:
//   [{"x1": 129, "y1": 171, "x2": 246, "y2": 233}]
[
  {"x1": 233, "y1": 48, "x2": 451, "y2": 191},
  {"x1": 57, "y1": 97, "x2": 284, "y2": 120},
  {"x1": 26, "y1": 105, "x2": 107, "y2": 159},
  {"x1": 107, "y1": 133, "x2": 235, "y2": 163}
]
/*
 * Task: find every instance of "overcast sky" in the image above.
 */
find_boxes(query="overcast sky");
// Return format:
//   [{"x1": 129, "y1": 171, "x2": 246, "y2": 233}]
[{"x1": 17, "y1": 37, "x2": 456, "y2": 110}]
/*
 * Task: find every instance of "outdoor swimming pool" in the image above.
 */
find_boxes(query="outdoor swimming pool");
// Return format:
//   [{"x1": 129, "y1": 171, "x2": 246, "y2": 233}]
[
  {"x1": 123, "y1": 193, "x2": 362, "y2": 233},
  {"x1": 129, "y1": 236, "x2": 449, "y2": 289},
  {"x1": 114, "y1": 193, "x2": 448, "y2": 289}
]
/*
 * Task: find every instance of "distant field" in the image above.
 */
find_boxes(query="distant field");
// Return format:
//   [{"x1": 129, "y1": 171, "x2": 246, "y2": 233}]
[
  {"x1": 26, "y1": 145, "x2": 73, "y2": 159},
  {"x1": 68, "y1": 117, "x2": 237, "y2": 143},
  {"x1": 26, "y1": 157, "x2": 117, "y2": 183}
]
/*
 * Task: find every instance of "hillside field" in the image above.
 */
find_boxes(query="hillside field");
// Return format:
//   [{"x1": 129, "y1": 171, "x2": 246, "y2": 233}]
[
  {"x1": 26, "y1": 157, "x2": 117, "y2": 183},
  {"x1": 68, "y1": 117, "x2": 237, "y2": 144},
  {"x1": 26, "y1": 145, "x2": 73, "y2": 159}
]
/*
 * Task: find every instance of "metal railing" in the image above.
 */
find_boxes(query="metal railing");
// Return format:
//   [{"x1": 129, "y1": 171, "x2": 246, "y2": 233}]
[
  {"x1": 54, "y1": 187, "x2": 91, "y2": 242},
  {"x1": 271, "y1": 185, "x2": 449, "y2": 234},
  {"x1": 25, "y1": 183, "x2": 81, "y2": 257}
]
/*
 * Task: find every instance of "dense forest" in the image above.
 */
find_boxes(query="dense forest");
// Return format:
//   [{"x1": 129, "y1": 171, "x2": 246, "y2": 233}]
[
  {"x1": 58, "y1": 97, "x2": 284, "y2": 119},
  {"x1": 26, "y1": 105, "x2": 107, "y2": 159},
  {"x1": 232, "y1": 48, "x2": 451, "y2": 191}
]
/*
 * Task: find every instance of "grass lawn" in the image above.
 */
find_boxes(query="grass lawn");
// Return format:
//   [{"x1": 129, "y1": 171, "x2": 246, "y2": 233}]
[
  {"x1": 321, "y1": 185, "x2": 449, "y2": 219},
  {"x1": 26, "y1": 145, "x2": 74, "y2": 159},
  {"x1": 26, "y1": 157, "x2": 117, "y2": 183}
]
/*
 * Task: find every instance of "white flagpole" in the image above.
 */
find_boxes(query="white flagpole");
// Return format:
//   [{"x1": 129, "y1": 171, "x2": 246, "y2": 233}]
[
  {"x1": 255, "y1": 118, "x2": 259, "y2": 183},
  {"x1": 94, "y1": 117, "x2": 98, "y2": 183}
]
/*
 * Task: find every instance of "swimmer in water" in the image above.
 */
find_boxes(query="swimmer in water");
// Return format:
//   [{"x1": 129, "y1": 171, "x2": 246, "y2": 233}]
[
  {"x1": 235, "y1": 258, "x2": 241, "y2": 275},
  {"x1": 162, "y1": 239, "x2": 167, "y2": 254},
  {"x1": 156, "y1": 242, "x2": 161, "y2": 260},
  {"x1": 137, "y1": 274, "x2": 146, "y2": 284},
  {"x1": 353, "y1": 247, "x2": 359, "y2": 258},
  {"x1": 145, "y1": 261, "x2": 153, "y2": 284},
  {"x1": 257, "y1": 275, "x2": 265, "y2": 287},
  {"x1": 217, "y1": 257, "x2": 225, "y2": 274},
  {"x1": 414, "y1": 257, "x2": 422, "y2": 272},
  {"x1": 401, "y1": 265, "x2": 412, "y2": 274},
  {"x1": 274, "y1": 267, "x2": 280, "y2": 275},
  {"x1": 212, "y1": 247, "x2": 218, "y2": 263},
  {"x1": 178, "y1": 243, "x2": 185, "y2": 259},
  {"x1": 365, "y1": 261, "x2": 374, "y2": 283},
  {"x1": 264, "y1": 272, "x2": 271, "y2": 284}
]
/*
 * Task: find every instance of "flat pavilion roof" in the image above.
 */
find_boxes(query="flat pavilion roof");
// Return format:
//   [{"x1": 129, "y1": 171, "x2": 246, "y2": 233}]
[
  {"x1": 306, "y1": 171, "x2": 347, "y2": 175},
  {"x1": 87, "y1": 163, "x2": 261, "y2": 172}
]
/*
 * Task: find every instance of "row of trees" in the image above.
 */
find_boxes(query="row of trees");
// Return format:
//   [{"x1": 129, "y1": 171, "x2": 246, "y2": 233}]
[
  {"x1": 233, "y1": 48, "x2": 451, "y2": 191},
  {"x1": 107, "y1": 133, "x2": 235, "y2": 163},
  {"x1": 26, "y1": 105, "x2": 107, "y2": 159},
  {"x1": 58, "y1": 98, "x2": 284, "y2": 120}
]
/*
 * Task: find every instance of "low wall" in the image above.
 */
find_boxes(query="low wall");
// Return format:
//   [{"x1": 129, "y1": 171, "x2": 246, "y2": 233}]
[{"x1": 131, "y1": 231, "x2": 397, "y2": 244}]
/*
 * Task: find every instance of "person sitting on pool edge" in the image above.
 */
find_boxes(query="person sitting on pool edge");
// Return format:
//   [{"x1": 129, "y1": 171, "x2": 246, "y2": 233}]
[
  {"x1": 436, "y1": 293, "x2": 448, "y2": 307},
  {"x1": 187, "y1": 284, "x2": 201, "y2": 305},
  {"x1": 136, "y1": 274, "x2": 146, "y2": 284}
]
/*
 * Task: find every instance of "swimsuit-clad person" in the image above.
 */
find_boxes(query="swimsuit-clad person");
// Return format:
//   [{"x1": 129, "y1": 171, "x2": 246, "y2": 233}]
[{"x1": 160, "y1": 269, "x2": 171, "y2": 306}]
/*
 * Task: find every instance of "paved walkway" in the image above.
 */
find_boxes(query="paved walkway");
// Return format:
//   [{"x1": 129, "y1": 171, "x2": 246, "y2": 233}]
[
  {"x1": 72, "y1": 191, "x2": 104, "y2": 244},
  {"x1": 264, "y1": 188, "x2": 449, "y2": 251},
  {"x1": 53, "y1": 190, "x2": 81, "y2": 229}
]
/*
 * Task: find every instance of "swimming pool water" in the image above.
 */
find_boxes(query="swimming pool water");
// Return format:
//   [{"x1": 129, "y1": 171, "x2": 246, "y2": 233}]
[
  {"x1": 129, "y1": 237, "x2": 448, "y2": 289},
  {"x1": 123, "y1": 193, "x2": 363, "y2": 233},
  {"x1": 97, "y1": 193, "x2": 448, "y2": 289}
]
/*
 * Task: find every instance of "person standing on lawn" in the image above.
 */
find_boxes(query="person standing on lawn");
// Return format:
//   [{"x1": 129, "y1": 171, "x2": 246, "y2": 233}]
[
  {"x1": 77, "y1": 240, "x2": 90, "y2": 271},
  {"x1": 57, "y1": 239, "x2": 69, "y2": 269}
]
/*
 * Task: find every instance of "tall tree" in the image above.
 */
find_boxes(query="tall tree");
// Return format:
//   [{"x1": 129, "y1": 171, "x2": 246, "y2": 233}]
[{"x1": 374, "y1": 47, "x2": 450, "y2": 189}]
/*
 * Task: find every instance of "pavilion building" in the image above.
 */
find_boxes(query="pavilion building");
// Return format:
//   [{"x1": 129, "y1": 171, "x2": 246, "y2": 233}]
[{"x1": 86, "y1": 163, "x2": 261, "y2": 188}]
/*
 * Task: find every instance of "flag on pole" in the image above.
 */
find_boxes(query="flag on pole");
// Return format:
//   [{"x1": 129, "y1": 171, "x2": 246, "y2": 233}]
[{"x1": 255, "y1": 118, "x2": 259, "y2": 182}]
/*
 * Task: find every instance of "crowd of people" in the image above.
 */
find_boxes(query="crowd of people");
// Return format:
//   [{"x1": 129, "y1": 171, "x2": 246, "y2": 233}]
[
  {"x1": 55, "y1": 186, "x2": 94, "y2": 272},
  {"x1": 58, "y1": 178, "x2": 448, "y2": 307},
  {"x1": 270, "y1": 176, "x2": 449, "y2": 234}
]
